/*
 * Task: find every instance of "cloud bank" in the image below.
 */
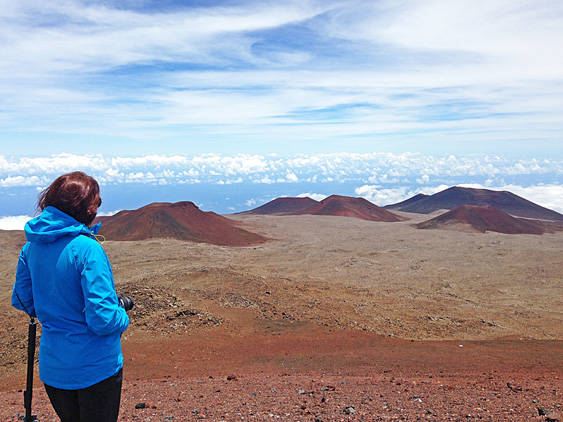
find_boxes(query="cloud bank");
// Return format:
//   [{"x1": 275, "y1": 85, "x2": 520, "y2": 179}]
[
  {"x1": 1, "y1": 152, "x2": 561, "y2": 188},
  {"x1": 1, "y1": 153, "x2": 562, "y2": 221}
]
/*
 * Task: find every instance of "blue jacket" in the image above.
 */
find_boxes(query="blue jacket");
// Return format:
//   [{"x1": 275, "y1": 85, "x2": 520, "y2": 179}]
[{"x1": 12, "y1": 206, "x2": 129, "y2": 389}]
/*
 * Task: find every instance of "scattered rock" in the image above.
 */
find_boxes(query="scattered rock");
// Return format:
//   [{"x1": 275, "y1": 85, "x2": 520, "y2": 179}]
[
  {"x1": 507, "y1": 382, "x2": 522, "y2": 392},
  {"x1": 344, "y1": 406, "x2": 356, "y2": 414},
  {"x1": 539, "y1": 407, "x2": 550, "y2": 416},
  {"x1": 546, "y1": 410, "x2": 562, "y2": 422},
  {"x1": 134, "y1": 401, "x2": 157, "y2": 409}
]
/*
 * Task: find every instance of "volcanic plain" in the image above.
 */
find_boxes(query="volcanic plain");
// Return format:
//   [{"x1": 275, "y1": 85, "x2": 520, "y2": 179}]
[{"x1": 1, "y1": 208, "x2": 563, "y2": 420}]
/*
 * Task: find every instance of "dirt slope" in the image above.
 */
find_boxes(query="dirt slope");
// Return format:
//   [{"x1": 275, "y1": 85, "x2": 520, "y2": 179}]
[
  {"x1": 294, "y1": 195, "x2": 407, "y2": 222},
  {"x1": 99, "y1": 201, "x2": 267, "y2": 246},
  {"x1": 416, "y1": 205, "x2": 549, "y2": 234},
  {"x1": 244, "y1": 195, "x2": 406, "y2": 222},
  {"x1": 241, "y1": 197, "x2": 319, "y2": 215},
  {"x1": 2, "y1": 215, "x2": 563, "y2": 421}
]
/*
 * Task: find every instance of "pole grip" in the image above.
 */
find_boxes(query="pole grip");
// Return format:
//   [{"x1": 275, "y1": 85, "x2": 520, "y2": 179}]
[{"x1": 24, "y1": 320, "x2": 38, "y2": 422}]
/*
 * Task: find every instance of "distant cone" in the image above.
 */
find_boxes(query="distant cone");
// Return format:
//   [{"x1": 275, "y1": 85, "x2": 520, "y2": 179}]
[
  {"x1": 416, "y1": 205, "x2": 547, "y2": 234},
  {"x1": 385, "y1": 186, "x2": 563, "y2": 221},
  {"x1": 244, "y1": 195, "x2": 407, "y2": 222},
  {"x1": 294, "y1": 195, "x2": 407, "y2": 222},
  {"x1": 240, "y1": 197, "x2": 319, "y2": 215},
  {"x1": 99, "y1": 201, "x2": 267, "y2": 246}
]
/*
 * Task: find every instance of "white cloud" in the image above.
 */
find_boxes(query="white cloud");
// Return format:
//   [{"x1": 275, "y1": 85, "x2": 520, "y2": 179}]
[
  {"x1": 285, "y1": 171, "x2": 299, "y2": 183},
  {"x1": 297, "y1": 192, "x2": 327, "y2": 201},
  {"x1": 355, "y1": 184, "x2": 452, "y2": 206},
  {"x1": 97, "y1": 210, "x2": 121, "y2": 217},
  {"x1": 416, "y1": 174, "x2": 430, "y2": 184},
  {"x1": 0, "y1": 1, "x2": 561, "y2": 157},
  {"x1": 494, "y1": 184, "x2": 563, "y2": 213},
  {"x1": 0, "y1": 175, "x2": 45, "y2": 187},
  {"x1": 355, "y1": 185, "x2": 412, "y2": 206},
  {"x1": 0, "y1": 215, "x2": 31, "y2": 230},
  {"x1": 1, "y1": 153, "x2": 561, "y2": 189},
  {"x1": 1, "y1": 153, "x2": 562, "y2": 215},
  {"x1": 0, "y1": 2, "x2": 325, "y2": 75}
]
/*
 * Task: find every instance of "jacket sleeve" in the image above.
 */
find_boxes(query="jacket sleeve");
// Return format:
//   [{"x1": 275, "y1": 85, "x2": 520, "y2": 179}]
[
  {"x1": 80, "y1": 241, "x2": 129, "y2": 336},
  {"x1": 12, "y1": 245, "x2": 36, "y2": 318}
]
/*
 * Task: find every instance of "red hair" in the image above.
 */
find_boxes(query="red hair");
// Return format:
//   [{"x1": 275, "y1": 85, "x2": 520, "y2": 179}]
[{"x1": 37, "y1": 172, "x2": 101, "y2": 226}]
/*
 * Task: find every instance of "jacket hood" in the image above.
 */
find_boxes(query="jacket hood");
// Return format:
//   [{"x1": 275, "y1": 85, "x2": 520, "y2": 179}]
[{"x1": 25, "y1": 206, "x2": 101, "y2": 243}]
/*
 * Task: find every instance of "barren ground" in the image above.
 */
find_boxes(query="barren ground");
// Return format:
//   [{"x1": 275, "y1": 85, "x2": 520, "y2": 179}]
[{"x1": 1, "y1": 213, "x2": 563, "y2": 421}]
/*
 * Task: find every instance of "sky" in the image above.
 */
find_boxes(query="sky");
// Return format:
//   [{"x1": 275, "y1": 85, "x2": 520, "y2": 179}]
[{"x1": 1, "y1": 0, "x2": 562, "y2": 228}]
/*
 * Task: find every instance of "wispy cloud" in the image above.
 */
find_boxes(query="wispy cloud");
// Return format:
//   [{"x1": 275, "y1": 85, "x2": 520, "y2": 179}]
[{"x1": 0, "y1": 1, "x2": 561, "y2": 155}]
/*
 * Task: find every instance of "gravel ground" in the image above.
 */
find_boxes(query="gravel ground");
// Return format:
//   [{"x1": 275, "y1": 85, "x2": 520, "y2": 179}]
[
  {"x1": 2, "y1": 372, "x2": 562, "y2": 421},
  {"x1": 2, "y1": 314, "x2": 563, "y2": 422}
]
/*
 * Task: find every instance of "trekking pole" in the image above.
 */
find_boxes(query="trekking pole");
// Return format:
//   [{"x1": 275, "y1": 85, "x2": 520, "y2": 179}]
[{"x1": 23, "y1": 316, "x2": 39, "y2": 422}]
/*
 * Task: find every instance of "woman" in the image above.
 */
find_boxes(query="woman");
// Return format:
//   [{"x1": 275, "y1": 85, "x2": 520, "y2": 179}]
[{"x1": 12, "y1": 171, "x2": 130, "y2": 422}]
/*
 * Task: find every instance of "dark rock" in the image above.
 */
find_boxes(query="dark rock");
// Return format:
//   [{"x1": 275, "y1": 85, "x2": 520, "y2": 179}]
[
  {"x1": 539, "y1": 407, "x2": 550, "y2": 416},
  {"x1": 507, "y1": 382, "x2": 522, "y2": 392},
  {"x1": 134, "y1": 401, "x2": 157, "y2": 409}
]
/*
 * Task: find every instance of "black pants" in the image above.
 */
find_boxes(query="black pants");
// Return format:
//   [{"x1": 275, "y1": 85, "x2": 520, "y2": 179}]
[{"x1": 44, "y1": 368, "x2": 123, "y2": 422}]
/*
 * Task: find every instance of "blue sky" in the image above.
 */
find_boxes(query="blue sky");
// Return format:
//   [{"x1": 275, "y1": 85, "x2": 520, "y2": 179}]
[
  {"x1": 1, "y1": 0, "x2": 561, "y2": 156},
  {"x1": 1, "y1": 1, "x2": 562, "y2": 227}
]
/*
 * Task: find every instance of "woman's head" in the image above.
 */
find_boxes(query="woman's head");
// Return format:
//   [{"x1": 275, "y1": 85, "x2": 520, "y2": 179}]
[{"x1": 37, "y1": 172, "x2": 101, "y2": 226}]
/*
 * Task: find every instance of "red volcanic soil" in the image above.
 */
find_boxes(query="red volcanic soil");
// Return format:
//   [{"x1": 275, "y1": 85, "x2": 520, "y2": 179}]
[
  {"x1": 386, "y1": 186, "x2": 563, "y2": 221},
  {"x1": 98, "y1": 201, "x2": 267, "y2": 246},
  {"x1": 296, "y1": 195, "x2": 408, "y2": 222},
  {"x1": 3, "y1": 327, "x2": 563, "y2": 421},
  {"x1": 416, "y1": 205, "x2": 548, "y2": 235},
  {"x1": 241, "y1": 197, "x2": 319, "y2": 215}
]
